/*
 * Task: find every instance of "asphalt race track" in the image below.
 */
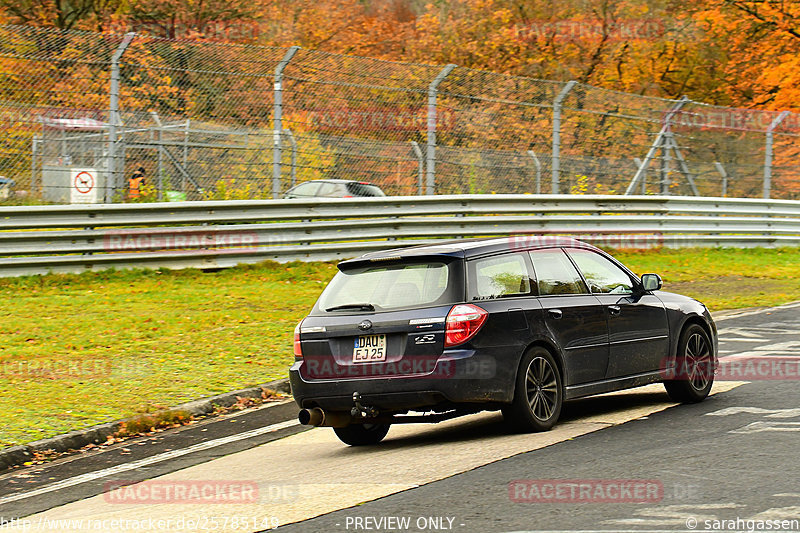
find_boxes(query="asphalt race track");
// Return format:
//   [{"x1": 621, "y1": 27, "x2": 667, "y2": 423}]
[{"x1": 3, "y1": 302, "x2": 800, "y2": 533}]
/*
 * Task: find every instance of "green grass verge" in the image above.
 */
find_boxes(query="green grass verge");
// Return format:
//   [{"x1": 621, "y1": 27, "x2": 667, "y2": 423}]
[
  {"x1": 614, "y1": 247, "x2": 800, "y2": 310},
  {"x1": 2, "y1": 247, "x2": 800, "y2": 448}
]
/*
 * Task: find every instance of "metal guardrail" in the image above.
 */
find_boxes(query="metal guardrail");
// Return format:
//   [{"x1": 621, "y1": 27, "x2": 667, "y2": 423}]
[{"x1": 2, "y1": 195, "x2": 800, "y2": 278}]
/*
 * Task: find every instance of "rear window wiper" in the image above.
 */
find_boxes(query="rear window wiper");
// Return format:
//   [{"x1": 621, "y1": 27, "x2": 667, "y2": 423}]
[{"x1": 325, "y1": 303, "x2": 376, "y2": 312}]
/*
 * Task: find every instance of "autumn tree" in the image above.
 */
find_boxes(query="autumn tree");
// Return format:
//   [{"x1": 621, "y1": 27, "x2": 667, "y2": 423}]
[{"x1": 0, "y1": 0, "x2": 121, "y2": 30}]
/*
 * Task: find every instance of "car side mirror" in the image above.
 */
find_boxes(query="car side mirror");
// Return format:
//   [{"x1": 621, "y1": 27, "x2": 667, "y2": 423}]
[{"x1": 641, "y1": 273, "x2": 662, "y2": 292}]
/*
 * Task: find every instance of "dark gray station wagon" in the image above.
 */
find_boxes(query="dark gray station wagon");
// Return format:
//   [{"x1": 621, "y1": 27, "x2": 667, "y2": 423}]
[{"x1": 290, "y1": 236, "x2": 717, "y2": 446}]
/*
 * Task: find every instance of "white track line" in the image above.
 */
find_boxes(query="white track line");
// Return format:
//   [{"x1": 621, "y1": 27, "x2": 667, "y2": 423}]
[
  {"x1": 714, "y1": 300, "x2": 800, "y2": 321},
  {"x1": 0, "y1": 419, "x2": 299, "y2": 506}
]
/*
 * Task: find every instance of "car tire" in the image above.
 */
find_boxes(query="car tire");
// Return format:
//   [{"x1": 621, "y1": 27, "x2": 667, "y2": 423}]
[
  {"x1": 664, "y1": 323, "x2": 714, "y2": 403},
  {"x1": 333, "y1": 423, "x2": 390, "y2": 446},
  {"x1": 503, "y1": 347, "x2": 563, "y2": 432}
]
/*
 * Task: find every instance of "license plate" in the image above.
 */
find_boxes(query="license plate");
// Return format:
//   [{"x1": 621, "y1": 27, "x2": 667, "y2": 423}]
[{"x1": 352, "y1": 334, "x2": 387, "y2": 363}]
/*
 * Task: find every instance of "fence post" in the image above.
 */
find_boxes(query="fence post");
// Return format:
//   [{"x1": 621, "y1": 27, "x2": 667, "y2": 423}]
[
  {"x1": 31, "y1": 137, "x2": 39, "y2": 195},
  {"x1": 633, "y1": 158, "x2": 646, "y2": 194},
  {"x1": 551, "y1": 80, "x2": 576, "y2": 194},
  {"x1": 410, "y1": 141, "x2": 424, "y2": 195},
  {"x1": 426, "y1": 64, "x2": 456, "y2": 195},
  {"x1": 282, "y1": 129, "x2": 297, "y2": 188},
  {"x1": 182, "y1": 119, "x2": 190, "y2": 193},
  {"x1": 660, "y1": 132, "x2": 672, "y2": 195},
  {"x1": 150, "y1": 111, "x2": 164, "y2": 200},
  {"x1": 272, "y1": 46, "x2": 300, "y2": 199},
  {"x1": 764, "y1": 111, "x2": 789, "y2": 199},
  {"x1": 108, "y1": 32, "x2": 135, "y2": 203},
  {"x1": 714, "y1": 162, "x2": 728, "y2": 197},
  {"x1": 527, "y1": 150, "x2": 542, "y2": 194}
]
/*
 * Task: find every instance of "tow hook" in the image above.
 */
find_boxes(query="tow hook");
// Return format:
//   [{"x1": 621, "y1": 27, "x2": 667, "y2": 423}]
[{"x1": 351, "y1": 392, "x2": 378, "y2": 418}]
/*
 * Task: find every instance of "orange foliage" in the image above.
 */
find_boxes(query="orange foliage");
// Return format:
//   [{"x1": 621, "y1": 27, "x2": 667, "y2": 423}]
[{"x1": 0, "y1": 0, "x2": 797, "y2": 110}]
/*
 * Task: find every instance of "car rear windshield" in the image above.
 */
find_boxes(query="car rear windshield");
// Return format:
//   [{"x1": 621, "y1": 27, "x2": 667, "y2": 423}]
[
  {"x1": 316, "y1": 261, "x2": 456, "y2": 312},
  {"x1": 345, "y1": 182, "x2": 385, "y2": 197}
]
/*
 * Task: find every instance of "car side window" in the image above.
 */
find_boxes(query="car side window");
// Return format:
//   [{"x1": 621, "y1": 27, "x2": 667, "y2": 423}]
[
  {"x1": 529, "y1": 249, "x2": 588, "y2": 296},
  {"x1": 566, "y1": 248, "x2": 634, "y2": 295},
  {"x1": 316, "y1": 182, "x2": 337, "y2": 197},
  {"x1": 289, "y1": 182, "x2": 320, "y2": 197},
  {"x1": 469, "y1": 254, "x2": 532, "y2": 300}
]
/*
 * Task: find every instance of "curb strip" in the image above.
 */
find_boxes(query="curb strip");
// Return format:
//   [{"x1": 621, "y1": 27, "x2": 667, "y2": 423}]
[{"x1": 0, "y1": 378, "x2": 291, "y2": 473}]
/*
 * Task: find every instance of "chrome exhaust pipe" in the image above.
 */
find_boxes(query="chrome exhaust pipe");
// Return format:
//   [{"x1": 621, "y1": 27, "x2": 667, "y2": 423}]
[{"x1": 298, "y1": 408, "x2": 352, "y2": 428}]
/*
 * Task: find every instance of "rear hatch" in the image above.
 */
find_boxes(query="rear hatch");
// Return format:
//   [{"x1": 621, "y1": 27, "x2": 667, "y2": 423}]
[{"x1": 298, "y1": 256, "x2": 464, "y2": 380}]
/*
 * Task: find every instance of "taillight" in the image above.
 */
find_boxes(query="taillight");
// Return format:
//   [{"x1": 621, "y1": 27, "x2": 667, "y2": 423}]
[
  {"x1": 293, "y1": 322, "x2": 303, "y2": 357},
  {"x1": 445, "y1": 304, "x2": 488, "y2": 347}
]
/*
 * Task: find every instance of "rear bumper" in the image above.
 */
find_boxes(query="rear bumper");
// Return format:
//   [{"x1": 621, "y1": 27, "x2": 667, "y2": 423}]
[{"x1": 289, "y1": 350, "x2": 511, "y2": 412}]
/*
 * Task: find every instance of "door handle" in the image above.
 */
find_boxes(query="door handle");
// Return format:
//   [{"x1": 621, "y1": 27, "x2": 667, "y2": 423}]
[
  {"x1": 548, "y1": 309, "x2": 563, "y2": 319},
  {"x1": 608, "y1": 305, "x2": 621, "y2": 316}
]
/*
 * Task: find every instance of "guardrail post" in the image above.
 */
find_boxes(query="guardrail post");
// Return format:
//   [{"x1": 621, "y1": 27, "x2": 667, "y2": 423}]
[
  {"x1": 283, "y1": 129, "x2": 297, "y2": 188},
  {"x1": 551, "y1": 81, "x2": 576, "y2": 194},
  {"x1": 426, "y1": 64, "x2": 456, "y2": 195},
  {"x1": 410, "y1": 141, "x2": 424, "y2": 195},
  {"x1": 272, "y1": 46, "x2": 300, "y2": 199},
  {"x1": 764, "y1": 111, "x2": 789, "y2": 199},
  {"x1": 527, "y1": 150, "x2": 542, "y2": 194},
  {"x1": 625, "y1": 96, "x2": 689, "y2": 195},
  {"x1": 108, "y1": 32, "x2": 135, "y2": 203}
]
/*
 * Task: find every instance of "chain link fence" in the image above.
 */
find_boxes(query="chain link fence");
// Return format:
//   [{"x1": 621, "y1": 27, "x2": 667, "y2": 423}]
[{"x1": 1, "y1": 24, "x2": 799, "y2": 203}]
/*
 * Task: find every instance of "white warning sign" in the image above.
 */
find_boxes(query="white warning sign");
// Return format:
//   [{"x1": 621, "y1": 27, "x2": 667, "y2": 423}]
[{"x1": 70, "y1": 168, "x2": 98, "y2": 204}]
